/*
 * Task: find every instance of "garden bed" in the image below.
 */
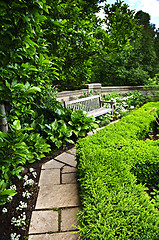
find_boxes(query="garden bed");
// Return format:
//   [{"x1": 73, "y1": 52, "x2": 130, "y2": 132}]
[{"x1": 0, "y1": 145, "x2": 74, "y2": 240}]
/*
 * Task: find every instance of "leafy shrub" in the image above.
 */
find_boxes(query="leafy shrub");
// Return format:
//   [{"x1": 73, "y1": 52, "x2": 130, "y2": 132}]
[
  {"x1": 42, "y1": 119, "x2": 73, "y2": 148},
  {"x1": 95, "y1": 113, "x2": 112, "y2": 127},
  {"x1": 40, "y1": 109, "x2": 98, "y2": 148},
  {"x1": 76, "y1": 102, "x2": 159, "y2": 239},
  {"x1": 102, "y1": 90, "x2": 146, "y2": 118},
  {"x1": 68, "y1": 109, "x2": 98, "y2": 138},
  {"x1": 0, "y1": 120, "x2": 30, "y2": 205},
  {"x1": 24, "y1": 132, "x2": 51, "y2": 162},
  {"x1": 150, "y1": 186, "x2": 159, "y2": 209},
  {"x1": 145, "y1": 74, "x2": 159, "y2": 102},
  {"x1": 0, "y1": 120, "x2": 51, "y2": 205},
  {"x1": 126, "y1": 90, "x2": 146, "y2": 107}
]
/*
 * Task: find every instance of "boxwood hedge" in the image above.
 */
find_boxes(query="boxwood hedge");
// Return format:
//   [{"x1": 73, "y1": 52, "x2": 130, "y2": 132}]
[{"x1": 76, "y1": 102, "x2": 159, "y2": 240}]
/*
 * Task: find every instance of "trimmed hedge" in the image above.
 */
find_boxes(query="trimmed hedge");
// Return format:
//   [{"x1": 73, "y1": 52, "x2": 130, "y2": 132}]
[{"x1": 76, "y1": 102, "x2": 159, "y2": 240}]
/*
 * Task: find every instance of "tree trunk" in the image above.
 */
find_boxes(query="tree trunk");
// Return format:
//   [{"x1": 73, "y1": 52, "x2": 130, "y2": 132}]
[{"x1": 0, "y1": 104, "x2": 8, "y2": 133}]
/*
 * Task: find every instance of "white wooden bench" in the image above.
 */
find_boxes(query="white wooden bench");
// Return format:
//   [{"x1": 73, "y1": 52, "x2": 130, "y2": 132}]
[{"x1": 64, "y1": 95, "x2": 114, "y2": 117}]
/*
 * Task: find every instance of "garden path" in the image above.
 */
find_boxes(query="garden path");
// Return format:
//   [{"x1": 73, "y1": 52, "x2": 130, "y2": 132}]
[{"x1": 28, "y1": 147, "x2": 81, "y2": 240}]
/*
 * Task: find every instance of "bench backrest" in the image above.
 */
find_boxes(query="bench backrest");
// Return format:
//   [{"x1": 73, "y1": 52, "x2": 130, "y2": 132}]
[{"x1": 64, "y1": 95, "x2": 101, "y2": 112}]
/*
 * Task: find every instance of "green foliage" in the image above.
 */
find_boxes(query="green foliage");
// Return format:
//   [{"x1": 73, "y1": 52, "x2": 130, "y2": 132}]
[
  {"x1": 24, "y1": 133, "x2": 51, "y2": 163},
  {"x1": 95, "y1": 113, "x2": 112, "y2": 127},
  {"x1": 150, "y1": 186, "x2": 159, "y2": 209},
  {"x1": 76, "y1": 102, "x2": 159, "y2": 239},
  {"x1": 134, "y1": 11, "x2": 158, "y2": 78},
  {"x1": 43, "y1": 119, "x2": 73, "y2": 148},
  {"x1": 102, "y1": 90, "x2": 146, "y2": 118},
  {"x1": 42, "y1": 0, "x2": 103, "y2": 90},
  {"x1": 126, "y1": 90, "x2": 146, "y2": 107},
  {"x1": 104, "y1": 0, "x2": 141, "y2": 51},
  {"x1": 146, "y1": 74, "x2": 159, "y2": 86},
  {"x1": 40, "y1": 108, "x2": 98, "y2": 148},
  {"x1": 0, "y1": 120, "x2": 51, "y2": 205},
  {"x1": 90, "y1": 2, "x2": 159, "y2": 86},
  {"x1": 79, "y1": 90, "x2": 94, "y2": 99},
  {"x1": 68, "y1": 109, "x2": 98, "y2": 137},
  {"x1": 0, "y1": 120, "x2": 30, "y2": 205},
  {"x1": 0, "y1": 0, "x2": 58, "y2": 102},
  {"x1": 144, "y1": 74, "x2": 159, "y2": 102}
]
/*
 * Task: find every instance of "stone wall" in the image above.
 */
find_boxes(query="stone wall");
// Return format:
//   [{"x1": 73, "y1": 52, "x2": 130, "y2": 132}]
[{"x1": 57, "y1": 83, "x2": 154, "y2": 103}]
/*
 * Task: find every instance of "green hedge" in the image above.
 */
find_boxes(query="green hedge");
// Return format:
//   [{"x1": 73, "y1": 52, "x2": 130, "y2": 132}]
[{"x1": 76, "y1": 102, "x2": 159, "y2": 240}]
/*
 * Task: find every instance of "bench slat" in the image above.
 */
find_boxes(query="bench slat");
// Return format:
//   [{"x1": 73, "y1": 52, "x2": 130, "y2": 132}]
[
  {"x1": 87, "y1": 108, "x2": 112, "y2": 117},
  {"x1": 64, "y1": 95, "x2": 114, "y2": 117}
]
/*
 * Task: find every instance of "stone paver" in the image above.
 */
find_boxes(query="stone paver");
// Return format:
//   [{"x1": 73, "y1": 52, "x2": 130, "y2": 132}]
[
  {"x1": 29, "y1": 210, "x2": 58, "y2": 234},
  {"x1": 55, "y1": 152, "x2": 77, "y2": 167},
  {"x1": 29, "y1": 232, "x2": 79, "y2": 240},
  {"x1": 61, "y1": 207, "x2": 80, "y2": 231},
  {"x1": 36, "y1": 184, "x2": 80, "y2": 209},
  {"x1": 62, "y1": 165, "x2": 77, "y2": 173},
  {"x1": 62, "y1": 173, "x2": 77, "y2": 184},
  {"x1": 42, "y1": 159, "x2": 65, "y2": 169},
  {"x1": 66, "y1": 147, "x2": 76, "y2": 156},
  {"x1": 39, "y1": 169, "x2": 60, "y2": 186}
]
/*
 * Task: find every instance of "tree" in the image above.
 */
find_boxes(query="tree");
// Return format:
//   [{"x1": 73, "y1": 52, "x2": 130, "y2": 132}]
[
  {"x1": 155, "y1": 28, "x2": 159, "y2": 66},
  {"x1": 90, "y1": 0, "x2": 143, "y2": 86},
  {"x1": 134, "y1": 10, "x2": 158, "y2": 78},
  {"x1": 0, "y1": 0, "x2": 58, "y2": 131},
  {"x1": 42, "y1": 0, "x2": 104, "y2": 90}
]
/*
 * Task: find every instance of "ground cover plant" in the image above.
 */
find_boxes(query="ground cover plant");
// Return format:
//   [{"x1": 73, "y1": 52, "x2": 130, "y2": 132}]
[{"x1": 76, "y1": 101, "x2": 159, "y2": 239}]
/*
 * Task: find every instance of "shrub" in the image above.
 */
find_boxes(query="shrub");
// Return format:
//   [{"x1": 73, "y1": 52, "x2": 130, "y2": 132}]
[
  {"x1": 0, "y1": 120, "x2": 51, "y2": 205},
  {"x1": 76, "y1": 102, "x2": 159, "y2": 239},
  {"x1": 102, "y1": 90, "x2": 147, "y2": 118}
]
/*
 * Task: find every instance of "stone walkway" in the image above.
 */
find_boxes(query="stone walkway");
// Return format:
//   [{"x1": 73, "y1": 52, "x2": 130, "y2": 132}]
[{"x1": 28, "y1": 147, "x2": 81, "y2": 240}]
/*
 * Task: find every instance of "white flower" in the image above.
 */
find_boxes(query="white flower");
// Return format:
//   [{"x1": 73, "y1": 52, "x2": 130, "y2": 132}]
[
  {"x1": 10, "y1": 185, "x2": 17, "y2": 190},
  {"x1": 22, "y1": 190, "x2": 32, "y2": 199},
  {"x1": 23, "y1": 178, "x2": 34, "y2": 187},
  {"x1": 16, "y1": 201, "x2": 27, "y2": 211},
  {"x1": 32, "y1": 171, "x2": 37, "y2": 178},
  {"x1": 11, "y1": 212, "x2": 26, "y2": 227},
  {"x1": 10, "y1": 233, "x2": 21, "y2": 240},
  {"x1": 29, "y1": 167, "x2": 34, "y2": 172},
  {"x1": 130, "y1": 106, "x2": 134, "y2": 109},
  {"x1": 23, "y1": 175, "x2": 28, "y2": 181},
  {"x1": 2, "y1": 207, "x2": 7, "y2": 213},
  {"x1": 7, "y1": 195, "x2": 13, "y2": 202}
]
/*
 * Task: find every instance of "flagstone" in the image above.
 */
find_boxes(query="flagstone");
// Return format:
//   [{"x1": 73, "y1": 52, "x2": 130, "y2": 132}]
[
  {"x1": 66, "y1": 147, "x2": 76, "y2": 156},
  {"x1": 28, "y1": 232, "x2": 79, "y2": 240},
  {"x1": 38, "y1": 169, "x2": 60, "y2": 186},
  {"x1": 36, "y1": 184, "x2": 81, "y2": 209},
  {"x1": 61, "y1": 207, "x2": 80, "y2": 231},
  {"x1": 42, "y1": 159, "x2": 65, "y2": 170},
  {"x1": 29, "y1": 210, "x2": 58, "y2": 234},
  {"x1": 55, "y1": 152, "x2": 77, "y2": 167},
  {"x1": 62, "y1": 173, "x2": 77, "y2": 184},
  {"x1": 62, "y1": 166, "x2": 77, "y2": 173}
]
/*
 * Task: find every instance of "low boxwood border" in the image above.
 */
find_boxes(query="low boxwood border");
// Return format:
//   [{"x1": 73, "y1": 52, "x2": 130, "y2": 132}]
[{"x1": 76, "y1": 102, "x2": 159, "y2": 240}]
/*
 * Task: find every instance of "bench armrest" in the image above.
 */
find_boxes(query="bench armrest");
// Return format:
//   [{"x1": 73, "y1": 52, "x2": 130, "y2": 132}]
[
  {"x1": 100, "y1": 100, "x2": 114, "y2": 106},
  {"x1": 100, "y1": 100, "x2": 114, "y2": 115}
]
